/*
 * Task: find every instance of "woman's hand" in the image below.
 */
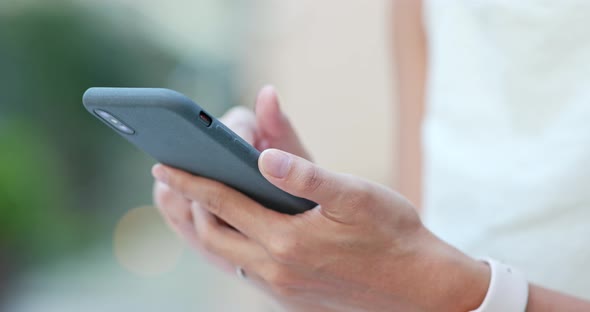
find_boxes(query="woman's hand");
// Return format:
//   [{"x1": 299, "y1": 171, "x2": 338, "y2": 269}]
[
  {"x1": 217, "y1": 86, "x2": 311, "y2": 160},
  {"x1": 153, "y1": 86, "x2": 311, "y2": 273},
  {"x1": 152, "y1": 148, "x2": 490, "y2": 311}
]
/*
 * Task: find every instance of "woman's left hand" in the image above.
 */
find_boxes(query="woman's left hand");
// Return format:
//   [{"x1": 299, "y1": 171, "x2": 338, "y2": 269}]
[{"x1": 152, "y1": 149, "x2": 489, "y2": 312}]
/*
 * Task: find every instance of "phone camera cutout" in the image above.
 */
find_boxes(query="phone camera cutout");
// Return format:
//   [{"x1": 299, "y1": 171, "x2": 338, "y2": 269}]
[
  {"x1": 94, "y1": 109, "x2": 135, "y2": 135},
  {"x1": 97, "y1": 110, "x2": 113, "y2": 119},
  {"x1": 199, "y1": 111, "x2": 212, "y2": 127}
]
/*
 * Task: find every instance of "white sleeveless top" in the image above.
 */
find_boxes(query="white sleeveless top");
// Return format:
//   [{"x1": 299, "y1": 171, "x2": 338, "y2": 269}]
[{"x1": 421, "y1": 0, "x2": 590, "y2": 299}]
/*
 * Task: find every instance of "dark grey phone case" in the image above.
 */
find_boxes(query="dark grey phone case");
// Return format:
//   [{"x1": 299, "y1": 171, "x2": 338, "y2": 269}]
[{"x1": 83, "y1": 87, "x2": 316, "y2": 215}]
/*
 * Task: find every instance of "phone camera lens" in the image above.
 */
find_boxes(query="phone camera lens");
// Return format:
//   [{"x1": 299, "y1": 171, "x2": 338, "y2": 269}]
[
  {"x1": 117, "y1": 125, "x2": 135, "y2": 134},
  {"x1": 94, "y1": 109, "x2": 135, "y2": 135},
  {"x1": 96, "y1": 110, "x2": 112, "y2": 119}
]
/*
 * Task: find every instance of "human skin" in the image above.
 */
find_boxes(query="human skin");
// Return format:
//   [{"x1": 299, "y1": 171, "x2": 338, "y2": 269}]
[
  {"x1": 152, "y1": 86, "x2": 312, "y2": 275},
  {"x1": 154, "y1": 86, "x2": 590, "y2": 311},
  {"x1": 393, "y1": 0, "x2": 427, "y2": 213},
  {"x1": 153, "y1": 86, "x2": 491, "y2": 311}
]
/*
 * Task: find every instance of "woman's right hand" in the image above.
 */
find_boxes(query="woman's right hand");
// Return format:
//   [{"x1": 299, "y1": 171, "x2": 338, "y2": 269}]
[{"x1": 153, "y1": 85, "x2": 311, "y2": 272}]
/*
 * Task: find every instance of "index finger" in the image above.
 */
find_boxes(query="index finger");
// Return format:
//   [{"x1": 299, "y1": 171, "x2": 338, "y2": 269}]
[{"x1": 152, "y1": 164, "x2": 287, "y2": 245}]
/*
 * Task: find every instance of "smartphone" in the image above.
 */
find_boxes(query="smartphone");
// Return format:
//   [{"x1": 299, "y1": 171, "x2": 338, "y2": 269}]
[{"x1": 83, "y1": 87, "x2": 316, "y2": 215}]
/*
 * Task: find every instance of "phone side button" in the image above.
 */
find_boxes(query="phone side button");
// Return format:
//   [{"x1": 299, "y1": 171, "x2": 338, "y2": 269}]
[
  {"x1": 215, "y1": 125, "x2": 234, "y2": 143},
  {"x1": 233, "y1": 139, "x2": 251, "y2": 154}
]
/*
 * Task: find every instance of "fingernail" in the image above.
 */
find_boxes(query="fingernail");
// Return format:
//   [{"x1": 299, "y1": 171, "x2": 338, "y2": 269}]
[
  {"x1": 260, "y1": 149, "x2": 291, "y2": 178},
  {"x1": 152, "y1": 165, "x2": 169, "y2": 184}
]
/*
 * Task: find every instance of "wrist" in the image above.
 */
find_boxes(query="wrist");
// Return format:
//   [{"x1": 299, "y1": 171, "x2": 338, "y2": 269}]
[
  {"x1": 414, "y1": 233, "x2": 490, "y2": 312},
  {"x1": 448, "y1": 256, "x2": 490, "y2": 311}
]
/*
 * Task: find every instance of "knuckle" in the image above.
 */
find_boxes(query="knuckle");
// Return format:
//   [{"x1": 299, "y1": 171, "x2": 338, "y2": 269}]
[
  {"x1": 298, "y1": 165, "x2": 324, "y2": 195},
  {"x1": 201, "y1": 187, "x2": 224, "y2": 216},
  {"x1": 341, "y1": 176, "x2": 373, "y2": 208},
  {"x1": 268, "y1": 232, "x2": 300, "y2": 263},
  {"x1": 170, "y1": 172, "x2": 191, "y2": 197},
  {"x1": 337, "y1": 178, "x2": 379, "y2": 221}
]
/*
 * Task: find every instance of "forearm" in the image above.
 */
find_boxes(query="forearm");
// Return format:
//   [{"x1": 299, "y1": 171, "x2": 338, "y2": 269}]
[
  {"x1": 526, "y1": 285, "x2": 590, "y2": 312},
  {"x1": 392, "y1": 0, "x2": 427, "y2": 211}
]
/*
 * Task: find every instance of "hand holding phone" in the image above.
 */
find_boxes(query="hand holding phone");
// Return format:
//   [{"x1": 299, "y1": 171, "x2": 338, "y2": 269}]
[{"x1": 151, "y1": 85, "x2": 313, "y2": 273}]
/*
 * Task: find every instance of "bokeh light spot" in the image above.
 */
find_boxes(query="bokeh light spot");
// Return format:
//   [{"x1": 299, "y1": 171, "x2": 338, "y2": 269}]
[{"x1": 113, "y1": 206, "x2": 184, "y2": 277}]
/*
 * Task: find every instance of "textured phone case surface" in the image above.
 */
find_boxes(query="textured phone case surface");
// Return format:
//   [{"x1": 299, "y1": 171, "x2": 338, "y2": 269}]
[{"x1": 83, "y1": 87, "x2": 316, "y2": 215}]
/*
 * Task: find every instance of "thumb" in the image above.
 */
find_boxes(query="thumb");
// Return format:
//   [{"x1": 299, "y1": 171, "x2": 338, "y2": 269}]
[
  {"x1": 259, "y1": 149, "x2": 370, "y2": 223},
  {"x1": 255, "y1": 86, "x2": 311, "y2": 159}
]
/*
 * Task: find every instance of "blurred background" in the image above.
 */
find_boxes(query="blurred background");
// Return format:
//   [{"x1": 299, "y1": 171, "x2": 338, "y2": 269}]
[{"x1": 0, "y1": 0, "x2": 394, "y2": 311}]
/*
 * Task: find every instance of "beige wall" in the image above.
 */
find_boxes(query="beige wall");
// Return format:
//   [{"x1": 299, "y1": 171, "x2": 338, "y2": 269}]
[
  {"x1": 240, "y1": 0, "x2": 397, "y2": 185},
  {"x1": 78, "y1": 0, "x2": 398, "y2": 185}
]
